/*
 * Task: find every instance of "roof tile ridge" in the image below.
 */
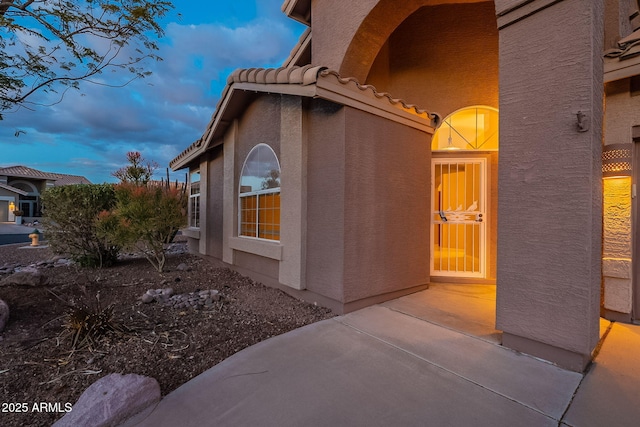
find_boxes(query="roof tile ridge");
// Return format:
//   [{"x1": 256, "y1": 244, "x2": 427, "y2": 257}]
[{"x1": 318, "y1": 69, "x2": 440, "y2": 123}]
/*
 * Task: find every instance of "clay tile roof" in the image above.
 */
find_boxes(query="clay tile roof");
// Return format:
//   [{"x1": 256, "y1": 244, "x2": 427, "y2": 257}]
[
  {"x1": 0, "y1": 165, "x2": 91, "y2": 185},
  {"x1": 0, "y1": 165, "x2": 59, "y2": 180},
  {"x1": 605, "y1": 28, "x2": 640, "y2": 60},
  {"x1": 318, "y1": 69, "x2": 435, "y2": 118},
  {"x1": 227, "y1": 65, "x2": 324, "y2": 86}
]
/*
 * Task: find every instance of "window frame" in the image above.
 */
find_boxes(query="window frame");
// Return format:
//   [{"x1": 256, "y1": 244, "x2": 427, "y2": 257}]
[
  {"x1": 189, "y1": 169, "x2": 201, "y2": 228},
  {"x1": 238, "y1": 144, "x2": 281, "y2": 242}
]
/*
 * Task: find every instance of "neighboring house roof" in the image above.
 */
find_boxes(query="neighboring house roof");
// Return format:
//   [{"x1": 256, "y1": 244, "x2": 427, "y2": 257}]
[
  {"x1": 170, "y1": 65, "x2": 440, "y2": 170},
  {"x1": 0, "y1": 165, "x2": 91, "y2": 185},
  {"x1": 0, "y1": 182, "x2": 28, "y2": 196}
]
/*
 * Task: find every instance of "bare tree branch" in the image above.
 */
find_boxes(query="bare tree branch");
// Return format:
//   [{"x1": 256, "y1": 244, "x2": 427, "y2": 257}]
[{"x1": 0, "y1": 0, "x2": 173, "y2": 118}]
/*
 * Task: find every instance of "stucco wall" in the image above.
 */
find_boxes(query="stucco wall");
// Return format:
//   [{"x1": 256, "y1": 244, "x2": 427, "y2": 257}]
[
  {"x1": 342, "y1": 107, "x2": 431, "y2": 302},
  {"x1": 206, "y1": 149, "x2": 225, "y2": 260},
  {"x1": 366, "y1": 2, "x2": 499, "y2": 118},
  {"x1": 232, "y1": 94, "x2": 282, "y2": 279},
  {"x1": 0, "y1": 188, "x2": 17, "y2": 197},
  {"x1": 305, "y1": 99, "x2": 346, "y2": 301},
  {"x1": 496, "y1": 0, "x2": 603, "y2": 366},
  {"x1": 311, "y1": 0, "x2": 494, "y2": 82},
  {"x1": 311, "y1": 0, "x2": 383, "y2": 72},
  {"x1": 235, "y1": 95, "x2": 282, "y2": 180}
]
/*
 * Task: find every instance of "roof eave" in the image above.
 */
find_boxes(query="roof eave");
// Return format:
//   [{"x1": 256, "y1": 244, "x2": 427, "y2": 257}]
[
  {"x1": 170, "y1": 67, "x2": 438, "y2": 171},
  {"x1": 604, "y1": 55, "x2": 640, "y2": 83},
  {"x1": 281, "y1": 0, "x2": 311, "y2": 26}
]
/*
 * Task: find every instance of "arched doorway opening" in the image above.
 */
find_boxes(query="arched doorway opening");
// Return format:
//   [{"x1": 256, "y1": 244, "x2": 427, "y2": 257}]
[{"x1": 431, "y1": 106, "x2": 499, "y2": 282}]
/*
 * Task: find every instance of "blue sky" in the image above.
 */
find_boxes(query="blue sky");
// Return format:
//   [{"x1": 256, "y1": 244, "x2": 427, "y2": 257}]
[{"x1": 0, "y1": 0, "x2": 306, "y2": 183}]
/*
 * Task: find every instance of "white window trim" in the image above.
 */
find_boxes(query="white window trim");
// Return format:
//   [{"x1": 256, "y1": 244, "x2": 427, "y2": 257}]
[{"x1": 189, "y1": 170, "x2": 201, "y2": 228}]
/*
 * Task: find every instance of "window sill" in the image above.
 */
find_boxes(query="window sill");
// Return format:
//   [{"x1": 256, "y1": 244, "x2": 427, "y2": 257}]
[
  {"x1": 229, "y1": 237, "x2": 282, "y2": 260},
  {"x1": 182, "y1": 228, "x2": 201, "y2": 239}
]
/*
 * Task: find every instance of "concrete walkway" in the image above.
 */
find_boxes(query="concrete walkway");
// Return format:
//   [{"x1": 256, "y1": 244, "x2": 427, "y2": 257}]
[{"x1": 124, "y1": 285, "x2": 640, "y2": 427}]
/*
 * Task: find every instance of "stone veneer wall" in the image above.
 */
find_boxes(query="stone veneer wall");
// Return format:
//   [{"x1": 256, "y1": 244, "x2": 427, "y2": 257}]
[
  {"x1": 602, "y1": 176, "x2": 632, "y2": 313},
  {"x1": 603, "y1": 78, "x2": 640, "y2": 316}
]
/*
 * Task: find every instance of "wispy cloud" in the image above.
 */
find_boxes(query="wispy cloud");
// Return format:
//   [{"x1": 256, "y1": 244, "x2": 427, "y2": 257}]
[{"x1": 0, "y1": 6, "x2": 304, "y2": 183}]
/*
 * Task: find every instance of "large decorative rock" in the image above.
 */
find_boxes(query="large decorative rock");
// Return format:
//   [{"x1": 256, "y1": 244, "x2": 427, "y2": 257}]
[
  {"x1": 53, "y1": 373, "x2": 160, "y2": 427},
  {"x1": 0, "y1": 299, "x2": 9, "y2": 332},
  {"x1": 0, "y1": 270, "x2": 48, "y2": 287}
]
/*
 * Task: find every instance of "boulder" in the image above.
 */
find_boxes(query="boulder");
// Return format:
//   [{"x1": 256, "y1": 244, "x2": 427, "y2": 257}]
[
  {"x1": 0, "y1": 270, "x2": 48, "y2": 287},
  {"x1": 176, "y1": 262, "x2": 189, "y2": 271},
  {"x1": 53, "y1": 373, "x2": 160, "y2": 427},
  {"x1": 140, "y1": 293, "x2": 155, "y2": 304},
  {"x1": 0, "y1": 299, "x2": 9, "y2": 332}
]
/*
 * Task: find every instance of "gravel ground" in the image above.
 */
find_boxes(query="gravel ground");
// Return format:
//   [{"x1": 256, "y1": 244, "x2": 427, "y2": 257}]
[{"x1": 0, "y1": 240, "x2": 333, "y2": 427}]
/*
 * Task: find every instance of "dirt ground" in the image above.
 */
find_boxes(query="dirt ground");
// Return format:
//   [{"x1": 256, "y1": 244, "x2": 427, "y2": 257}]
[{"x1": 0, "y1": 239, "x2": 333, "y2": 427}]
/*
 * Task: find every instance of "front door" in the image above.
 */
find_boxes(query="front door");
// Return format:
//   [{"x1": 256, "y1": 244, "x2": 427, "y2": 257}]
[{"x1": 431, "y1": 158, "x2": 487, "y2": 278}]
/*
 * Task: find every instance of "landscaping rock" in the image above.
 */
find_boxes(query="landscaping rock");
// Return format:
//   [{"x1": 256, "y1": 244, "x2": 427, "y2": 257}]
[
  {"x1": 141, "y1": 293, "x2": 155, "y2": 304},
  {"x1": 176, "y1": 262, "x2": 190, "y2": 271},
  {"x1": 0, "y1": 299, "x2": 9, "y2": 332},
  {"x1": 52, "y1": 373, "x2": 160, "y2": 427},
  {"x1": 0, "y1": 270, "x2": 48, "y2": 287}
]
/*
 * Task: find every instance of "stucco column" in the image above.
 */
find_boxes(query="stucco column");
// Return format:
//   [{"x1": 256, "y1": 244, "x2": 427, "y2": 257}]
[
  {"x1": 278, "y1": 95, "x2": 307, "y2": 290},
  {"x1": 222, "y1": 120, "x2": 238, "y2": 264},
  {"x1": 495, "y1": 0, "x2": 604, "y2": 371},
  {"x1": 198, "y1": 159, "x2": 209, "y2": 255}
]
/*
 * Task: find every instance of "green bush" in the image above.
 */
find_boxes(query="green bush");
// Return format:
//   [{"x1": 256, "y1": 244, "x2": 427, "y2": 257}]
[
  {"x1": 41, "y1": 184, "x2": 120, "y2": 267},
  {"x1": 101, "y1": 182, "x2": 187, "y2": 272}
]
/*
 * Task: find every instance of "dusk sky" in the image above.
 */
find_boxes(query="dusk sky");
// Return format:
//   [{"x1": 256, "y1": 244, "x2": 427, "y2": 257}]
[{"x1": 0, "y1": 0, "x2": 306, "y2": 183}]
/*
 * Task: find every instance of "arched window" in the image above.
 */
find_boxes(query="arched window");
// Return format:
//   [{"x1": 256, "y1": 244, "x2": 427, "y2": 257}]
[
  {"x1": 239, "y1": 144, "x2": 281, "y2": 241},
  {"x1": 431, "y1": 106, "x2": 499, "y2": 151}
]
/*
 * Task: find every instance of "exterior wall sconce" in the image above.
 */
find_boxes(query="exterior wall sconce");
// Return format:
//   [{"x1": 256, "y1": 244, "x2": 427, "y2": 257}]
[
  {"x1": 9, "y1": 201, "x2": 15, "y2": 212},
  {"x1": 602, "y1": 143, "x2": 632, "y2": 178}
]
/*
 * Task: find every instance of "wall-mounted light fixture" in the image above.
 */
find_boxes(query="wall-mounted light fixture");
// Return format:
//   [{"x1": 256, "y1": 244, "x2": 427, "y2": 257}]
[
  {"x1": 9, "y1": 201, "x2": 15, "y2": 211},
  {"x1": 602, "y1": 143, "x2": 632, "y2": 178}
]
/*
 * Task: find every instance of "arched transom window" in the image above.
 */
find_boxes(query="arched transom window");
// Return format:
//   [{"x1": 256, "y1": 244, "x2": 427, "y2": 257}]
[
  {"x1": 239, "y1": 144, "x2": 281, "y2": 241},
  {"x1": 431, "y1": 106, "x2": 499, "y2": 151}
]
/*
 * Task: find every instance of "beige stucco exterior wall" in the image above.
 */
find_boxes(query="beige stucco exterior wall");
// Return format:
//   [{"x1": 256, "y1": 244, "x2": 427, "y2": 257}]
[
  {"x1": 366, "y1": 2, "x2": 499, "y2": 118},
  {"x1": 205, "y1": 148, "x2": 225, "y2": 260},
  {"x1": 305, "y1": 99, "x2": 432, "y2": 309},
  {"x1": 495, "y1": 0, "x2": 604, "y2": 371},
  {"x1": 230, "y1": 95, "x2": 283, "y2": 280},
  {"x1": 342, "y1": 107, "x2": 431, "y2": 303},
  {"x1": 0, "y1": 188, "x2": 17, "y2": 198},
  {"x1": 311, "y1": 0, "x2": 493, "y2": 81},
  {"x1": 305, "y1": 99, "x2": 347, "y2": 301}
]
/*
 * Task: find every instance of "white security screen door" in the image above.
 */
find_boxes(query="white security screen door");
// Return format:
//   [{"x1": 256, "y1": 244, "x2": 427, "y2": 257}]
[{"x1": 431, "y1": 158, "x2": 487, "y2": 278}]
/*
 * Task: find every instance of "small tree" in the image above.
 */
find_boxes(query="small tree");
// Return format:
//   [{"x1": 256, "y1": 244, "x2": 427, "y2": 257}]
[
  {"x1": 111, "y1": 151, "x2": 158, "y2": 185},
  {"x1": 41, "y1": 184, "x2": 119, "y2": 267},
  {"x1": 104, "y1": 182, "x2": 186, "y2": 272}
]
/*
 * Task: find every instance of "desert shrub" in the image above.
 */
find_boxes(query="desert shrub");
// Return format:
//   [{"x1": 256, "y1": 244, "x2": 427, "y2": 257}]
[
  {"x1": 59, "y1": 289, "x2": 125, "y2": 350},
  {"x1": 41, "y1": 184, "x2": 120, "y2": 267},
  {"x1": 102, "y1": 182, "x2": 187, "y2": 272}
]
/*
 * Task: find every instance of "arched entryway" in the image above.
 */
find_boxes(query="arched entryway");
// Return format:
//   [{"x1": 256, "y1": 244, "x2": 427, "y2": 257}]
[
  {"x1": 8, "y1": 180, "x2": 40, "y2": 218},
  {"x1": 431, "y1": 106, "x2": 499, "y2": 282}
]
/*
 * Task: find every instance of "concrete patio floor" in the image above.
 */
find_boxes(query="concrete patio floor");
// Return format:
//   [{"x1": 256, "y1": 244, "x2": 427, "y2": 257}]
[{"x1": 124, "y1": 284, "x2": 640, "y2": 426}]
